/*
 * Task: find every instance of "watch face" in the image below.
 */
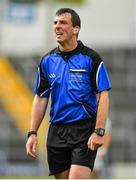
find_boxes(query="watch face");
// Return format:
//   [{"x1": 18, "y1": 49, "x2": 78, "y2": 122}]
[
  {"x1": 99, "y1": 128, "x2": 105, "y2": 135},
  {"x1": 95, "y1": 128, "x2": 105, "y2": 136}
]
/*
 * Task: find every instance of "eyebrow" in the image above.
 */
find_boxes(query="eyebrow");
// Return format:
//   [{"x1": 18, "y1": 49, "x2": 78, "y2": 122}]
[{"x1": 54, "y1": 20, "x2": 68, "y2": 24}]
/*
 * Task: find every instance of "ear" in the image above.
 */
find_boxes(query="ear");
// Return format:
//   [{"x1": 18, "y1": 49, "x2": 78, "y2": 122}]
[{"x1": 73, "y1": 27, "x2": 80, "y2": 34}]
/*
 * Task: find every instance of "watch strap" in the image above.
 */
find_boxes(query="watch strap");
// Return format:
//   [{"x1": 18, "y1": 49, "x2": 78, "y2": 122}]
[{"x1": 27, "y1": 131, "x2": 37, "y2": 138}]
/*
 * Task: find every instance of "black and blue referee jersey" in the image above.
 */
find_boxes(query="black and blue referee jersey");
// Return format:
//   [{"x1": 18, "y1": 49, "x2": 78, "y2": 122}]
[{"x1": 34, "y1": 41, "x2": 111, "y2": 124}]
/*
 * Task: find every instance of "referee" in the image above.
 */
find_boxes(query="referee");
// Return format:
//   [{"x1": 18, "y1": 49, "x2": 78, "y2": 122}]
[{"x1": 26, "y1": 8, "x2": 111, "y2": 179}]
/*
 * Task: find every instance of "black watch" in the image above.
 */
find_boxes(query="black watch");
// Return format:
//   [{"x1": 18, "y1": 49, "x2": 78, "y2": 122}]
[
  {"x1": 27, "y1": 131, "x2": 37, "y2": 138},
  {"x1": 94, "y1": 128, "x2": 105, "y2": 137}
]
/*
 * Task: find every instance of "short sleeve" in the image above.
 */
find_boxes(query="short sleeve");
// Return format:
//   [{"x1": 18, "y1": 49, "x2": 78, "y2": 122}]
[
  {"x1": 33, "y1": 59, "x2": 50, "y2": 98},
  {"x1": 96, "y1": 62, "x2": 111, "y2": 92},
  {"x1": 90, "y1": 52, "x2": 111, "y2": 93}
]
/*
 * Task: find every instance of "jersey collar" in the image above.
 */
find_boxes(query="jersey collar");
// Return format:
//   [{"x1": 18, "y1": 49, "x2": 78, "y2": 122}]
[{"x1": 55, "y1": 40, "x2": 84, "y2": 60}]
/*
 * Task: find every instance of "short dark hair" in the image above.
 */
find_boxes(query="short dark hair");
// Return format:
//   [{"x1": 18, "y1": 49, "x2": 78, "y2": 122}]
[{"x1": 55, "y1": 8, "x2": 81, "y2": 28}]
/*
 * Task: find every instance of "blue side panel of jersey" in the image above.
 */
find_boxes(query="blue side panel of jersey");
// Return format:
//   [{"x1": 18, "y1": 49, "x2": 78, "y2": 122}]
[{"x1": 46, "y1": 53, "x2": 97, "y2": 123}]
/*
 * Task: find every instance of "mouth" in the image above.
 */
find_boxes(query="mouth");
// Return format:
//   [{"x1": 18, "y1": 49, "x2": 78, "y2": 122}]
[{"x1": 56, "y1": 32, "x2": 63, "y2": 36}]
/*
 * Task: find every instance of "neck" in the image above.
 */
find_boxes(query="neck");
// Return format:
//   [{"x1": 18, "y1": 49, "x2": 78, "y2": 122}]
[{"x1": 58, "y1": 39, "x2": 78, "y2": 52}]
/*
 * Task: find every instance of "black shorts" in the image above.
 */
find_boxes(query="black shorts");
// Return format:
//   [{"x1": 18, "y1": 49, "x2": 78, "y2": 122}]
[{"x1": 46, "y1": 119, "x2": 97, "y2": 175}]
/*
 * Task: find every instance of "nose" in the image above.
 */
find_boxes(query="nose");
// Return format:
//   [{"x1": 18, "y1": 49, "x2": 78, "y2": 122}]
[
  {"x1": 54, "y1": 21, "x2": 61, "y2": 30},
  {"x1": 55, "y1": 24, "x2": 59, "y2": 30}
]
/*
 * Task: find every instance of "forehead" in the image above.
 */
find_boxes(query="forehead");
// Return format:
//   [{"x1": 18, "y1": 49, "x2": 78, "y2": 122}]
[{"x1": 54, "y1": 13, "x2": 72, "y2": 22}]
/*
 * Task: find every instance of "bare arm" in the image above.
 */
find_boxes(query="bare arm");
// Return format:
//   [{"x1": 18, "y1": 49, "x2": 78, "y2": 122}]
[
  {"x1": 88, "y1": 91, "x2": 110, "y2": 150},
  {"x1": 26, "y1": 95, "x2": 49, "y2": 158},
  {"x1": 29, "y1": 95, "x2": 49, "y2": 131},
  {"x1": 95, "y1": 91, "x2": 109, "y2": 129}
]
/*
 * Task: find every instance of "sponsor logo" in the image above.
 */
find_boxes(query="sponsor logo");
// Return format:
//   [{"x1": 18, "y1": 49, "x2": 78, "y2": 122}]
[{"x1": 49, "y1": 73, "x2": 56, "y2": 78}]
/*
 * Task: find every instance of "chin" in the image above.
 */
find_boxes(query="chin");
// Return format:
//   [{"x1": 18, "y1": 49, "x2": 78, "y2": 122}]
[{"x1": 56, "y1": 38, "x2": 64, "y2": 44}]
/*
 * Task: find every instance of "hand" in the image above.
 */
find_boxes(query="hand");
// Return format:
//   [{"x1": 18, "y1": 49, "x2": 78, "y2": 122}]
[
  {"x1": 87, "y1": 132, "x2": 104, "y2": 151},
  {"x1": 26, "y1": 135, "x2": 37, "y2": 158}
]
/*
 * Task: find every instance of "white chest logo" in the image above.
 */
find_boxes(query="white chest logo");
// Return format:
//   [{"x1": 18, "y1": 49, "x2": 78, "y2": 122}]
[{"x1": 49, "y1": 73, "x2": 56, "y2": 78}]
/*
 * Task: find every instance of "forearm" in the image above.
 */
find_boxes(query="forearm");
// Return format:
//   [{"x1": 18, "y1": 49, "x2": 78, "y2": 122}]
[
  {"x1": 29, "y1": 95, "x2": 49, "y2": 132},
  {"x1": 95, "y1": 91, "x2": 109, "y2": 129}
]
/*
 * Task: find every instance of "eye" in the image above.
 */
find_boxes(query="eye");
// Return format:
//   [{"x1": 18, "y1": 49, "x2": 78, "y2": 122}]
[
  {"x1": 54, "y1": 21, "x2": 57, "y2": 25},
  {"x1": 60, "y1": 20, "x2": 65, "y2": 24},
  {"x1": 60, "y1": 20, "x2": 68, "y2": 25}
]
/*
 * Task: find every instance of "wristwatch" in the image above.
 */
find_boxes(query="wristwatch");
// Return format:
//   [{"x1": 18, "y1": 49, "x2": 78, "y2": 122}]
[
  {"x1": 94, "y1": 128, "x2": 105, "y2": 137},
  {"x1": 27, "y1": 131, "x2": 37, "y2": 138}
]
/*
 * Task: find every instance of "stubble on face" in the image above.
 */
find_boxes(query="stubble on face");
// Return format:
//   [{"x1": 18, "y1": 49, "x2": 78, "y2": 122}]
[{"x1": 54, "y1": 13, "x2": 74, "y2": 44}]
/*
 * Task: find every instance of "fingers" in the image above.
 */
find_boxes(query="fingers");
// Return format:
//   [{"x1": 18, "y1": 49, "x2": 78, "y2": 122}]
[
  {"x1": 26, "y1": 143, "x2": 36, "y2": 158},
  {"x1": 26, "y1": 137, "x2": 37, "y2": 158},
  {"x1": 88, "y1": 139, "x2": 101, "y2": 151},
  {"x1": 32, "y1": 141, "x2": 37, "y2": 154},
  {"x1": 87, "y1": 136, "x2": 93, "y2": 150},
  {"x1": 87, "y1": 133, "x2": 103, "y2": 151},
  {"x1": 87, "y1": 137, "x2": 97, "y2": 151}
]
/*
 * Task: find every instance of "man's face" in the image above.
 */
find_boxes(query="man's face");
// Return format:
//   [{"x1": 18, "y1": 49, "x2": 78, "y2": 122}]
[{"x1": 54, "y1": 13, "x2": 75, "y2": 43}]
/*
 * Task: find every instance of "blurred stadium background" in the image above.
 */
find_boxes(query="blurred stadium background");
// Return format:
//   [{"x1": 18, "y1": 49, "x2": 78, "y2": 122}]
[{"x1": 0, "y1": 0, "x2": 136, "y2": 179}]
